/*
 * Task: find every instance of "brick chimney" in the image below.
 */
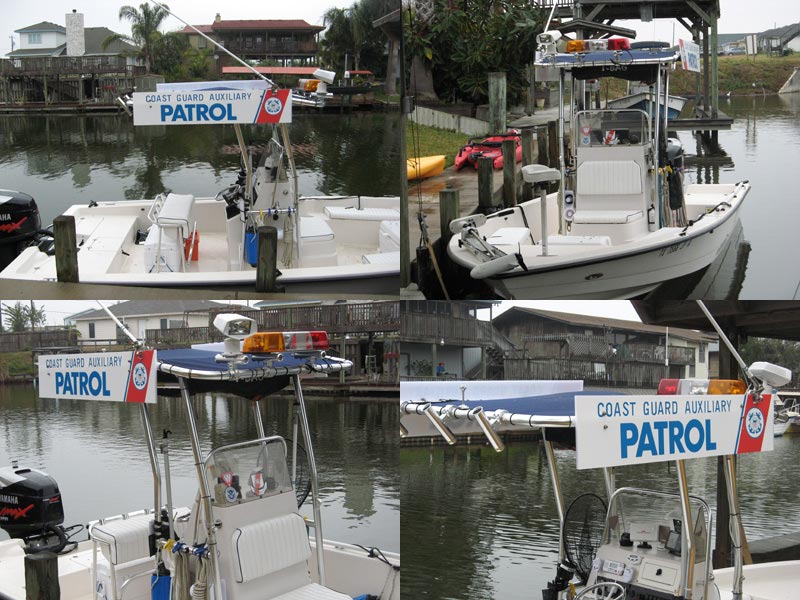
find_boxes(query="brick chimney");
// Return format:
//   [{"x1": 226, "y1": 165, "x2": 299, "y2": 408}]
[
  {"x1": 65, "y1": 9, "x2": 85, "y2": 56},
  {"x1": 214, "y1": 13, "x2": 222, "y2": 24}
]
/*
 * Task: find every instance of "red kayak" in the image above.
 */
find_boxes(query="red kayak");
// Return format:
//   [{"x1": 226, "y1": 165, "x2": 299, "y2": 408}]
[{"x1": 454, "y1": 130, "x2": 523, "y2": 171}]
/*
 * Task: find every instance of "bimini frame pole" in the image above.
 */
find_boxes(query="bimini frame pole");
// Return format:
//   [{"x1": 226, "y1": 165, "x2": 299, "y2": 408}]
[
  {"x1": 558, "y1": 69, "x2": 566, "y2": 226},
  {"x1": 675, "y1": 459, "x2": 696, "y2": 599},
  {"x1": 179, "y1": 378, "x2": 224, "y2": 597},
  {"x1": 139, "y1": 405, "x2": 162, "y2": 535},
  {"x1": 542, "y1": 429, "x2": 566, "y2": 562},
  {"x1": 723, "y1": 455, "x2": 744, "y2": 600},
  {"x1": 292, "y1": 374, "x2": 326, "y2": 585}
]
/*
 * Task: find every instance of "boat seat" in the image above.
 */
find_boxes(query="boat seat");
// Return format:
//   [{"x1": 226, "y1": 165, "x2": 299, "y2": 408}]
[
  {"x1": 572, "y1": 210, "x2": 644, "y2": 224},
  {"x1": 361, "y1": 250, "x2": 400, "y2": 265},
  {"x1": 323, "y1": 206, "x2": 400, "y2": 221},
  {"x1": 90, "y1": 513, "x2": 153, "y2": 565},
  {"x1": 379, "y1": 220, "x2": 401, "y2": 252},
  {"x1": 300, "y1": 216, "x2": 335, "y2": 242},
  {"x1": 487, "y1": 227, "x2": 534, "y2": 247},
  {"x1": 150, "y1": 193, "x2": 195, "y2": 237}
]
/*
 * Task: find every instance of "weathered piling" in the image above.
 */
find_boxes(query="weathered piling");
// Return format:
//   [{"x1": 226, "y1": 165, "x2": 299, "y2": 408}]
[
  {"x1": 521, "y1": 129, "x2": 535, "y2": 200},
  {"x1": 547, "y1": 120, "x2": 559, "y2": 169},
  {"x1": 25, "y1": 552, "x2": 59, "y2": 600},
  {"x1": 502, "y1": 139, "x2": 517, "y2": 207},
  {"x1": 536, "y1": 125, "x2": 549, "y2": 168},
  {"x1": 488, "y1": 72, "x2": 507, "y2": 134},
  {"x1": 255, "y1": 226, "x2": 282, "y2": 293},
  {"x1": 53, "y1": 215, "x2": 78, "y2": 283},
  {"x1": 477, "y1": 157, "x2": 497, "y2": 212},
  {"x1": 439, "y1": 188, "x2": 459, "y2": 296}
]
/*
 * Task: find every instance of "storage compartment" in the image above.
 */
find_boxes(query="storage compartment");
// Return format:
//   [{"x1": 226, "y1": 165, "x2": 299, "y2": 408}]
[
  {"x1": 143, "y1": 226, "x2": 183, "y2": 273},
  {"x1": 94, "y1": 555, "x2": 154, "y2": 600}
]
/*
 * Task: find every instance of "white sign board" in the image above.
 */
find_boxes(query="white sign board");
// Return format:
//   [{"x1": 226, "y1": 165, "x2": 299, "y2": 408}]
[
  {"x1": 679, "y1": 39, "x2": 701, "y2": 73},
  {"x1": 575, "y1": 394, "x2": 774, "y2": 470},
  {"x1": 38, "y1": 350, "x2": 158, "y2": 404},
  {"x1": 746, "y1": 34, "x2": 758, "y2": 56},
  {"x1": 133, "y1": 81, "x2": 291, "y2": 126}
]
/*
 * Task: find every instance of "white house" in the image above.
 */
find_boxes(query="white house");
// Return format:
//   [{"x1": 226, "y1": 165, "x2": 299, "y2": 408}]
[{"x1": 66, "y1": 300, "x2": 236, "y2": 343}]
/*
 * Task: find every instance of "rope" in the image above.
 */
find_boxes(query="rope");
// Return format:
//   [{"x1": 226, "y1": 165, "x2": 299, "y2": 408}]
[
  {"x1": 191, "y1": 556, "x2": 208, "y2": 600},
  {"x1": 172, "y1": 549, "x2": 191, "y2": 600}
]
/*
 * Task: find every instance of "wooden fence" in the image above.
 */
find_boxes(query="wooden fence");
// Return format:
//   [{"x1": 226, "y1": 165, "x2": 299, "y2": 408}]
[
  {"x1": 0, "y1": 330, "x2": 78, "y2": 353},
  {"x1": 400, "y1": 312, "x2": 494, "y2": 346},
  {"x1": 503, "y1": 357, "x2": 686, "y2": 388}
]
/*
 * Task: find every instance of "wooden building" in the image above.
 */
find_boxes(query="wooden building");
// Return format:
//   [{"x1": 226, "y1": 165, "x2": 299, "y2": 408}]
[
  {"x1": 492, "y1": 307, "x2": 716, "y2": 388},
  {"x1": 178, "y1": 14, "x2": 324, "y2": 73}
]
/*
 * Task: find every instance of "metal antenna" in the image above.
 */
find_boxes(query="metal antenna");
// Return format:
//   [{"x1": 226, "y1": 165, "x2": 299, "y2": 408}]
[
  {"x1": 148, "y1": 0, "x2": 277, "y2": 88},
  {"x1": 695, "y1": 300, "x2": 756, "y2": 387},
  {"x1": 96, "y1": 301, "x2": 141, "y2": 348}
]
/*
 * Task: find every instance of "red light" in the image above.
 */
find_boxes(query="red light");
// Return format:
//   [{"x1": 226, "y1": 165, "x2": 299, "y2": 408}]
[
  {"x1": 310, "y1": 331, "x2": 329, "y2": 350},
  {"x1": 658, "y1": 379, "x2": 679, "y2": 395},
  {"x1": 608, "y1": 38, "x2": 631, "y2": 51}
]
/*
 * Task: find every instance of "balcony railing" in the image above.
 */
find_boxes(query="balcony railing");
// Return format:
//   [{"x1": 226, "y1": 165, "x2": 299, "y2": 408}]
[
  {"x1": 400, "y1": 313, "x2": 495, "y2": 346},
  {"x1": 221, "y1": 40, "x2": 318, "y2": 55},
  {"x1": 0, "y1": 56, "x2": 144, "y2": 76}
]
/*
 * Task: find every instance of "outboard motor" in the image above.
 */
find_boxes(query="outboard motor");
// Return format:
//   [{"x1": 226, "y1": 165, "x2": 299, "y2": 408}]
[
  {"x1": 0, "y1": 190, "x2": 43, "y2": 271},
  {"x1": 0, "y1": 463, "x2": 71, "y2": 554}
]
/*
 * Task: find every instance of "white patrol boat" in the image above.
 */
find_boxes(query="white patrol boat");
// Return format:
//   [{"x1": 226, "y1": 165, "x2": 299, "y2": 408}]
[
  {"x1": 446, "y1": 35, "x2": 748, "y2": 299},
  {"x1": 0, "y1": 314, "x2": 399, "y2": 600},
  {"x1": 401, "y1": 302, "x2": 795, "y2": 600}
]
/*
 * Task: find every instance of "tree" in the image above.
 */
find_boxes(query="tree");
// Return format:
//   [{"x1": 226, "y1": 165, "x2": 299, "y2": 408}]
[
  {"x1": 405, "y1": 0, "x2": 543, "y2": 108},
  {"x1": 2, "y1": 302, "x2": 29, "y2": 332},
  {"x1": 740, "y1": 337, "x2": 800, "y2": 387},
  {"x1": 102, "y1": 3, "x2": 172, "y2": 73},
  {"x1": 28, "y1": 302, "x2": 47, "y2": 330}
]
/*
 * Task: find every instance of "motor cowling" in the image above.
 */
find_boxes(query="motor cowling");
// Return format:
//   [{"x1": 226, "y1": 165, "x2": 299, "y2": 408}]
[
  {"x1": 0, "y1": 465, "x2": 64, "y2": 540},
  {"x1": 0, "y1": 191, "x2": 43, "y2": 271}
]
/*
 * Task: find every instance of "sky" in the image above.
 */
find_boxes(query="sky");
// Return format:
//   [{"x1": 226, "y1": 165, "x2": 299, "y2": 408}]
[
  {"x1": 3, "y1": 1, "x2": 798, "y2": 56},
  {"x1": 0, "y1": 0, "x2": 351, "y2": 55}
]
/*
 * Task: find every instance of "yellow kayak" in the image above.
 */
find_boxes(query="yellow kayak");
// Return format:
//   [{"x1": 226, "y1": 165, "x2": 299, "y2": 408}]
[{"x1": 407, "y1": 155, "x2": 445, "y2": 180}]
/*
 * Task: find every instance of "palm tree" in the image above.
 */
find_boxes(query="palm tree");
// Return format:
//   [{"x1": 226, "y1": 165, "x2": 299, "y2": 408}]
[{"x1": 102, "y1": 3, "x2": 171, "y2": 73}]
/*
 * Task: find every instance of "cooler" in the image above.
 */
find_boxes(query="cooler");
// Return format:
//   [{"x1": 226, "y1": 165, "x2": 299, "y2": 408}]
[{"x1": 143, "y1": 225, "x2": 182, "y2": 273}]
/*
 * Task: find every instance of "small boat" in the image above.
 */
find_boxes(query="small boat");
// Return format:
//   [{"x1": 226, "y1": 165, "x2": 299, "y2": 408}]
[
  {"x1": 607, "y1": 88, "x2": 687, "y2": 120},
  {"x1": 454, "y1": 130, "x2": 523, "y2": 171},
  {"x1": 447, "y1": 40, "x2": 748, "y2": 299},
  {"x1": 0, "y1": 81, "x2": 400, "y2": 294},
  {"x1": 407, "y1": 155, "x2": 446, "y2": 180},
  {"x1": 401, "y1": 303, "x2": 796, "y2": 600},
  {"x1": 0, "y1": 315, "x2": 400, "y2": 599}
]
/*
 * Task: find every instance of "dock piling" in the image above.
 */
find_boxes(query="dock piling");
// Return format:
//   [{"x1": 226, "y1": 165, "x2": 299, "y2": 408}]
[
  {"x1": 488, "y1": 72, "x2": 507, "y2": 135},
  {"x1": 53, "y1": 215, "x2": 79, "y2": 283},
  {"x1": 536, "y1": 125, "x2": 549, "y2": 170},
  {"x1": 255, "y1": 226, "x2": 283, "y2": 293},
  {"x1": 502, "y1": 139, "x2": 517, "y2": 207},
  {"x1": 521, "y1": 129, "x2": 535, "y2": 200},
  {"x1": 25, "y1": 552, "x2": 60, "y2": 600},
  {"x1": 477, "y1": 157, "x2": 496, "y2": 212}
]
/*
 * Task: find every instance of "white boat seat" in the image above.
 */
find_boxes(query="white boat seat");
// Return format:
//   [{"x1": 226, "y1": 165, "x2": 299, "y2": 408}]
[
  {"x1": 379, "y1": 220, "x2": 401, "y2": 252},
  {"x1": 487, "y1": 227, "x2": 534, "y2": 247},
  {"x1": 572, "y1": 210, "x2": 643, "y2": 224},
  {"x1": 547, "y1": 234, "x2": 612, "y2": 246},
  {"x1": 270, "y1": 583, "x2": 350, "y2": 600},
  {"x1": 151, "y1": 193, "x2": 195, "y2": 237},
  {"x1": 90, "y1": 513, "x2": 153, "y2": 565},
  {"x1": 577, "y1": 160, "x2": 642, "y2": 195},
  {"x1": 324, "y1": 206, "x2": 400, "y2": 221},
  {"x1": 300, "y1": 217, "x2": 335, "y2": 242},
  {"x1": 361, "y1": 250, "x2": 400, "y2": 265},
  {"x1": 232, "y1": 513, "x2": 311, "y2": 583}
]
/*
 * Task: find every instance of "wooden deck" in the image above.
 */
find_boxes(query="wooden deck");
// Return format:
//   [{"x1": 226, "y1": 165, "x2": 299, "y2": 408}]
[{"x1": 749, "y1": 531, "x2": 800, "y2": 564}]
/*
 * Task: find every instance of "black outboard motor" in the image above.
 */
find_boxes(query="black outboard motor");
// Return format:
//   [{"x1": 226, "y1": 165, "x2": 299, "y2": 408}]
[
  {"x1": 0, "y1": 463, "x2": 69, "y2": 554},
  {"x1": 0, "y1": 190, "x2": 43, "y2": 271}
]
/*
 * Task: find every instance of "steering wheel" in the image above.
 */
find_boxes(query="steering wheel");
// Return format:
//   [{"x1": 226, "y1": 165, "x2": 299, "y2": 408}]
[{"x1": 574, "y1": 582, "x2": 626, "y2": 600}]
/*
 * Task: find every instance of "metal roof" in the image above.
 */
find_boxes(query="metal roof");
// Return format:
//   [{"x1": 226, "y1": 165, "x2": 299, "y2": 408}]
[{"x1": 69, "y1": 300, "x2": 232, "y2": 321}]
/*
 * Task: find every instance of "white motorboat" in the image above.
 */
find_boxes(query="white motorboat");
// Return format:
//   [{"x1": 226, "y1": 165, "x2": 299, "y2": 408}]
[
  {"x1": 607, "y1": 87, "x2": 687, "y2": 120},
  {"x1": 0, "y1": 314, "x2": 399, "y2": 600},
  {"x1": 401, "y1": 302, "x2": 795, "y2": 600},
  {"x1": 447, "y1": 40, "x2": 748, "y2": 299},
  {"x1": 0, "y1": 82, "x2": 399, "y2": 294}
]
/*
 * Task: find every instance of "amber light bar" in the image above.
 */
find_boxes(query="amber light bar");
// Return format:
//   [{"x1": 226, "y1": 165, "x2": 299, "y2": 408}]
[
  {"x1": 657, "y1": 379, "x2": 747, "y2": 395},
  {"x1": 242, "y1": 331, "x2": 330, "y2": 354}
]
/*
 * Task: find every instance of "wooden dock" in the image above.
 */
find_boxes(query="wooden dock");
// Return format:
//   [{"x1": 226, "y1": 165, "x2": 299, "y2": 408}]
[{"x1": 749, "y1": 531, "x2": 800, "y2": 564}]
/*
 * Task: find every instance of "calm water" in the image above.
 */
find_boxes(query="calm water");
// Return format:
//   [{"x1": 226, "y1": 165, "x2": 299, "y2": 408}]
[
  {"x1": 673, "y1": 93, "x2": 800, "y2": 299},
  {"x1": 0, "y1": 111, "x2": 401, "y2": 224},
  {"x1": 0, "y1": 386, "x2": 399, "y2": 553},
  {"x1": 401, "y1": 435, "x2": 800, "y2": 599}
]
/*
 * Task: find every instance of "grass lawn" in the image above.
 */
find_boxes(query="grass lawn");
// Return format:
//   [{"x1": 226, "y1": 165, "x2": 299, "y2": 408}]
[
  {"x1": 0, "y1": 351, "x2": 34, "y2": 380},
  {"x1": 406, "y1": 121, "x2": 470, "y2": 169}
]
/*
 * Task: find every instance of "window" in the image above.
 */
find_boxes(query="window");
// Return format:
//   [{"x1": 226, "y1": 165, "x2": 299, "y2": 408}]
[
  {"x1": 688, "y1": 364, "x2": 696, "y2": 378},
  {"x1": 160, "y1": 318, "x2": 168, "y2": 329},
  {"x1": 698, "y1": 343, "x2": 706, "y2": 363},
  {"x1": 198, "y1": 36, "x2": 207, "y2": 49},
  {"x1": 88, "y1": 322, "x2": 95, "y2": 338},
  {"x1": 28, "y1": 33, "x2": 42, "y2": 44}
]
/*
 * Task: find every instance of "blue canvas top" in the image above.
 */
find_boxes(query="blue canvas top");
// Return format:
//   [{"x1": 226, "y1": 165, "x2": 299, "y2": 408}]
[
  {"x1": 434, "y1": 390, "x2": 621, "y2": 420},
  {"x1": 158, "y1": 348, "x2": 317, "y2": 373}
]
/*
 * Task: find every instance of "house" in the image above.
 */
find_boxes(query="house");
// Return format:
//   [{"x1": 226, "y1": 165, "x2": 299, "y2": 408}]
[
  {"x1": 2, "y1": 11, "x2": 142, "y2": 105},
  {"x1": 65, "y1": 300, "x2": 237, "y2": 345},
  {"x1": 178, "y1": 13, "x2": 325, "y2": 72},
  {"x1": 716, "y1": 33, "x2": 749, "y2": 55},
  {"x1": 492, "y1": 307, "x2": 717, "y2": 387},
  {"x1": 757, "y1": 22, "x2": 800, "y2": 55}
]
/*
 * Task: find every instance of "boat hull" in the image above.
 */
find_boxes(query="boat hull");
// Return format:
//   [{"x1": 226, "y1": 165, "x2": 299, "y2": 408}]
[{"x1": 607, "y1": 92, "x2": 687, "y2": 119}]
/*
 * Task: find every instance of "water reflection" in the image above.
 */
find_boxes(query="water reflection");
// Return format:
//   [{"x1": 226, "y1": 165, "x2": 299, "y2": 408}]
[
  {"x1": 0, "y1": 385, "x2": 398, "y2": 552},
  {"x1": 0, "y1": 112, "x2": 401, "y2": 224},
  {"x1": 401, "y1": 437, "x2": 800, "y2": 600}
]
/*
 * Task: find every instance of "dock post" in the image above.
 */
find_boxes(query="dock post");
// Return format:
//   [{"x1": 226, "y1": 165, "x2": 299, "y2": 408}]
[
  {"x1": 488, "y1": 72, "x2": 507, "y2": 135},
  {"x1": 536, "y1": 125, "x2": 549, "y2": 167},
  {"x1": 53, "y1": 215, "x2": 79, "y2": 283},
  {"x1": 477, "y1": 157, "x2": 496, "y2": 212},
  {"x1": 255, "y1": 226, "x2": 282, "y2": 293},
  {"x1": 547, "y1": 120, "x2": 559, "y2": 170},
  {"x1": 439, "y1": 188, "x2": 460, "y2": 285},
  {"x1": 502, "y1": 139, "x2": 517, "y2": 207},
  {"x1": 521, "y1": 129, "x2": 535, "y2": 200},
  {"x1": 25, "y1": 552, "x2": 59, "y2": 600}
]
